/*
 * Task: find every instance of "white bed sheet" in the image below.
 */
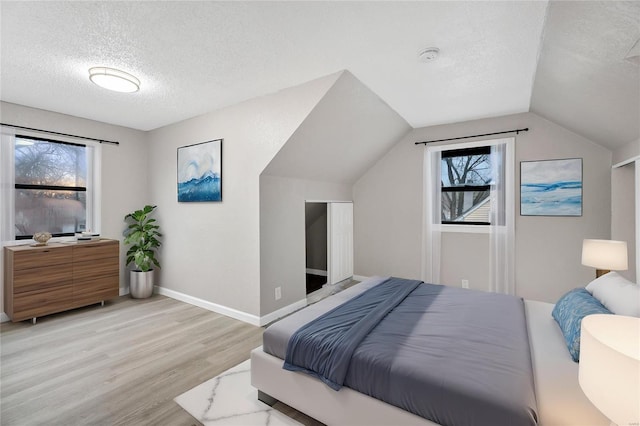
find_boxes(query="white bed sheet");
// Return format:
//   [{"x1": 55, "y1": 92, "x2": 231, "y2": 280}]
[{"x1": 525, "y1": 300, "x2": 608, "y2": 426}]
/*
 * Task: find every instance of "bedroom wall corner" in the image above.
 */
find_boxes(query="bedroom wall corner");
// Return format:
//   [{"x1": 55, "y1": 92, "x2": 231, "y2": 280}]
[
  {"x1": 145, "y1": 73, "x2": 340, "y2": 318},
  {"x1": 353, "y1": 112, "x2": 612, "y2": 303},
  {"x1": 258, "y1": 70, "x2": 410, "y2": 318},
  {"x1": 0, "y1": 101, "x2": 149, "y2": 301},
  {"x1": 259, "y1": 175, "x2": 352, "y2": 315}
]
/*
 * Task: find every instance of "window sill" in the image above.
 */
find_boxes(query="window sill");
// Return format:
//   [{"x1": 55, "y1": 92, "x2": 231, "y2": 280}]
[{"x1": 439, "y1": 224, "x2": 490, "y2": 234}]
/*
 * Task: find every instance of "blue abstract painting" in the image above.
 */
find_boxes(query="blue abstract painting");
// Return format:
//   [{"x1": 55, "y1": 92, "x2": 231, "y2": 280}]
[
  {"x1": 177, "y1": 139, "x2": 222, "y2": 202},
  {"x1": 521, "y1": 158, "x2": 582, "y2": 216}
]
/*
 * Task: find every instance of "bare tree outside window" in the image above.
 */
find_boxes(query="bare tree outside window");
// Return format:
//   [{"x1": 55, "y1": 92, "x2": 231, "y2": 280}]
[
  {"x1": 441, "y1": 147, "x2": 491, "y2": 224},
  {"x1": 14, "y1": 137, "x2": 87, "y2": 238}
]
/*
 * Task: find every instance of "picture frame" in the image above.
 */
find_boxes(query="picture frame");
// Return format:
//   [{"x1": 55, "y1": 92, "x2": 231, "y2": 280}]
[
  {"x1": 520, "y1": 158, "x2": 582, "y2": 216},
  {"x1": 177, "y1": 139, "x2": 222, "y2": 202}
]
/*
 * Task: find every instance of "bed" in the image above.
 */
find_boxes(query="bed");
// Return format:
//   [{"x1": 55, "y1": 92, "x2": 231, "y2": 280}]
[{"x1": 251, "y1": 276, "x2": 609, "y2": 425}]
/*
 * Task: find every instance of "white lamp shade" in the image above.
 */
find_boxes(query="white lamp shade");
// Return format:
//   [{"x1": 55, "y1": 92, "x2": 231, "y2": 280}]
[
  {"x1": 582, "y1": 239, "x2": 628, "y2": 270},
  {"x1": 579, "y1": 315, "x2": 640, "y2": 425}
]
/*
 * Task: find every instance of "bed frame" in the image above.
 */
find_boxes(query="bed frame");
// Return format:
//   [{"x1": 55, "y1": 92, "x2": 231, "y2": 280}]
[{"x1": 251, "y1": 347, "x2": 437, "y2": 425}]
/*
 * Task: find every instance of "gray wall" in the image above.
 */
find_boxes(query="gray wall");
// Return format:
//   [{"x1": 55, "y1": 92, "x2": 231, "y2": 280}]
[
  {"x1": 354, "y1": 112, "x2": 612, "y2": 303},
  {"x1": 260, "y1": 175, "x2": 351, "y2": 314},
  {"x1": 613, "y1": 139, "x2": 639, "y2": 165},
  {"x1": 305, "y1": 203, "x2": 327, "y2": 271},
  {"x1": 146, "y1": 73, "x2": 339, "y2": 317},
  {"x1": 611, "y1": 162, "x2": 636, "y2": 282},
  {"x1": 0, "y1": 101, "x2": 149, "y2": 303}
]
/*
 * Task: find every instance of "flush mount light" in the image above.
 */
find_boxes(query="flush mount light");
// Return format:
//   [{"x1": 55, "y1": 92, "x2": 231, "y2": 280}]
[
  {"x1": 418, "y1": 47, "x2": 440, "y2": 62},
  {"x1": 89, "y1": 67, "x2": 140, "y2": 93}
]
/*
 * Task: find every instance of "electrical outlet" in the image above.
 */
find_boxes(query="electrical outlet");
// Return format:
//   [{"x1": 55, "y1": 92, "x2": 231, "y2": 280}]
[
  {"x1": 275, "y1": 287, "x2": 282, "y2": 300},
  {"x1": 461, "y1": 279, "x2": 469, "y2": 289}
]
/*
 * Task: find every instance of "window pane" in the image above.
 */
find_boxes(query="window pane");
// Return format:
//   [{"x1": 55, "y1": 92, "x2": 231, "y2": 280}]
[
  {"x1": 15, "y1": 138, "x2": 87, "y2": 187},
  {"x1": 15, "y1": 189, "x2": 86, "y2": 238},
  {"x1": 442, "y1": 190, "x2": 490, "y2": 223},
  {"x1": 441, "y1": 154, "x2": 491, "y2": 187}
]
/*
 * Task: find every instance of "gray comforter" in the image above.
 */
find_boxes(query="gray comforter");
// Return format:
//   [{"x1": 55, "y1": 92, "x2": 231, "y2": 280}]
[{"x1": 281, "y1": 278, "x2": 538, "y2": 426}]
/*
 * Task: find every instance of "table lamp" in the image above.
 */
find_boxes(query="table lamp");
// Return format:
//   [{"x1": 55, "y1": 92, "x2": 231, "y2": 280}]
[
  {"x1": 581, "y1": 239, "x2": 628, "y2": 278},
  {"x1": 579, "y1": 314, "x2": 640, "y2": 425}
]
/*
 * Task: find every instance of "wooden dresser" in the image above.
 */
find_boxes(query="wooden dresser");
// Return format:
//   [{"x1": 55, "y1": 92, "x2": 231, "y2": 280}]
[{"x1": 4, "y1": 239, "x2": 119, "y2": 323}]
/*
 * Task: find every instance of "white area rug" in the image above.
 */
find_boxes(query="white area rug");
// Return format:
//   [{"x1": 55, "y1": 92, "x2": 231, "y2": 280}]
[{"x1": 175, "y1": 360, "x2": 301, "y2": 426}]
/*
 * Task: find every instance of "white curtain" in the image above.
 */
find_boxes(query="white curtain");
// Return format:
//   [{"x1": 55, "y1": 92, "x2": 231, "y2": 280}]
[
  {"x1": 489, "y1": 138, "x2": 515, "y2": 294},
  {"x1": 0, "y1": 127, "x2": 15, "y2": 243},
  {"x1": 422, "y1": 147, "x2": 441, "y2": 284}
]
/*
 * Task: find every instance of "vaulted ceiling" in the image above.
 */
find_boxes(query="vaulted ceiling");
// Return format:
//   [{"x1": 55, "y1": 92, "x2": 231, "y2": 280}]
[{"x1": 1, "y1": 1, "x2": 638, "y2": 150}]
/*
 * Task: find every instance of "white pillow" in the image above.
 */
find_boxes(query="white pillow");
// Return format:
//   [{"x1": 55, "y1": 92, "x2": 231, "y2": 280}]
[{"x1": 585, "y1": 271, "x2": 640, "y2": 317}]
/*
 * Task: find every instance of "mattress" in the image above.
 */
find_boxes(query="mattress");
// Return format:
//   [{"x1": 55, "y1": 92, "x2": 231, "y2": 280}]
[{"x1": 260, "y1": 277, "x2": 610, "y2": 426}]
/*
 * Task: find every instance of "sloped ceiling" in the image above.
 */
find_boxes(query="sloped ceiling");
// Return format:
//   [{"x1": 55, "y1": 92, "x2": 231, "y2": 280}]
[
  {"x1": 0, "y1": 1, "x2": 638, "y2": 150},
  {"x1": 531, "y1": 1, "x2": 640, "y2": 148},
  {"x1": 262, "y1": 71, "x2": 410, "y2": 184}
]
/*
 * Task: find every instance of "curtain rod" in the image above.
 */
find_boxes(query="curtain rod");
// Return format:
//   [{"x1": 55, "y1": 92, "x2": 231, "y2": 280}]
[
  {"x1": 414, "y1": 128, "x2": 529, "y2": 145},
  {"x1": 1, "y1": 123, "x2": 120, "y2": 145}
]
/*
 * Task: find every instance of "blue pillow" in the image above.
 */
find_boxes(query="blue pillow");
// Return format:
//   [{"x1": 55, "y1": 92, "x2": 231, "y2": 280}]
[{"x1": 552, "y1": 288, "x2": 612, "y2": 362}]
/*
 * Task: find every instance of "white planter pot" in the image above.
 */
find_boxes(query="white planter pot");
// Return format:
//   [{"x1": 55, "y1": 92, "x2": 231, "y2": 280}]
[{"x1": 130, "y1": 270, "x2": 154, "y2": 298}]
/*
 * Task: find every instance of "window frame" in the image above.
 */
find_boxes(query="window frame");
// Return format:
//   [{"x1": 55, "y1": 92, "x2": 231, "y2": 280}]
[
  {"x1": 440, "y1": 145, "x2": 491, "y2": 226},
  {"x1": 2, "y1": 131, "x2": 101, "y2": 243},
  {"x1": 425, "y1": 138, "x2": 512, "y2": 234}
]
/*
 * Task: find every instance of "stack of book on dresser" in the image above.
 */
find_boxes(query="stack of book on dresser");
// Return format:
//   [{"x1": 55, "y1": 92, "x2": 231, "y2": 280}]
[{"x1": 76, "y1": 232, "x2": 101, "y2": 242}]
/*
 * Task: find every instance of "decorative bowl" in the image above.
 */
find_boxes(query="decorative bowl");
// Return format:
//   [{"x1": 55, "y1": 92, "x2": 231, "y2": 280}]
[{"x1": 33, "y1": 232, "x2": 52, "y2": 246}]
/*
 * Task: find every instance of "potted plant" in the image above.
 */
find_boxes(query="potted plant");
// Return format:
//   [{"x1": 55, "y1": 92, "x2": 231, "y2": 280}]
[{"x1": 123, "y1": 205, "x2": 162, "y2": 298}]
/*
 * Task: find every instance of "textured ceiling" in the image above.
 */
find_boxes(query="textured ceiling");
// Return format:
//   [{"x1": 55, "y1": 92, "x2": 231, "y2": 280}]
[
  {"x1": 0, "y1": 1, "x2": 637, "y2": 150},
  {"x1": 531, "y1": 1, "x2": 640, "y2": 149}
]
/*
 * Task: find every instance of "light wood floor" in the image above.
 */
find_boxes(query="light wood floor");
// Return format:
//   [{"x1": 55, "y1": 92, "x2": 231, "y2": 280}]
[{"x1": 0, "y1": 295, "x2": 322, "y2": 426}]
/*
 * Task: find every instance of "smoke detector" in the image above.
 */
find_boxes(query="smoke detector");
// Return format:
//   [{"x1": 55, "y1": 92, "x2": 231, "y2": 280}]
[{"x1": 418, "y1": 47, "x2": 440, "y2": 62}]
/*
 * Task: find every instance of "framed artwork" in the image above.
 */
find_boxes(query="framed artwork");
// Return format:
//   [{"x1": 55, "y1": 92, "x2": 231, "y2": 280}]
[
  {"x1": 177, "y1": 139, "x2": 222, "y2": 202},
  {"x1": 520, "y1": 158, "x2": 582, "y2": 216}
]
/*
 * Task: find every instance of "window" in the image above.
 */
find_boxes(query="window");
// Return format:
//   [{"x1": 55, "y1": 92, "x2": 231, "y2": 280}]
[
  {"x1": 440, "y1": 146, "x2": 491, "y2": 225},
  {"x1": 14, "y1": 136, "x2": 94, "y2": 240}
]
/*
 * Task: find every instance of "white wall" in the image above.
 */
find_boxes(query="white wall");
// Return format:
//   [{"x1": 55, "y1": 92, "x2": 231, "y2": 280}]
[
  {"x1": 611, "y1": 162, "x2": 636, "y2": 282},
  {"x1": 611, "y1": 139, "x2": 640, "y2": 283},
  {"x1": 0, "y1": 101, "x2": 149, "y2": 308},
  {"x1": 354, "y1": 112, "x2": 612, "y2": 303},
  {"x1": 260, "y1": 175, "x2": 351, "y2": 314},
  {"x1": 146, "y1": 74, "x2": 339, "y2": 318}
]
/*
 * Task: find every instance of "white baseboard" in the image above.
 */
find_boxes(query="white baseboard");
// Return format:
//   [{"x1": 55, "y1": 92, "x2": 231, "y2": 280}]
[
  {"x1": 0, "y1": 312, "x2": 9, "y2": 323},
  {"x1": 259, "y1": 299, "x2": 307, "y2": 326},
  {"x1": 154, "y1": 285, "x2": 307, "y2": 327},
  {"x1": 306, "y1": 268, "x2": 328, "y2": 277},
  {"x1": 353, "y1": 275, "x2": 369, "y2": 282},
  {"x1": 154, "y1": 285, "x2": 261, "y2": 326}
]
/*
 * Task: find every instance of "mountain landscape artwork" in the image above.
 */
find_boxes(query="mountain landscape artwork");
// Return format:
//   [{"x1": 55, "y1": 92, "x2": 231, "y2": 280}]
[
  {"x1": 520, "y1": 158, "x2": 582, "y2": 216},
  {"x1": 177, "y1": 139, "x2": 222, "y2": 202}
]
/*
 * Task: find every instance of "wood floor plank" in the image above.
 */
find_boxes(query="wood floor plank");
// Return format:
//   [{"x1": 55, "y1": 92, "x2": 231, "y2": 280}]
[
  {"x1": 0, "y1": 295, "x2": 268, "y2": 425},
  {"x1": 1, "y1": 293, "x2": 326, "y2": 426}
]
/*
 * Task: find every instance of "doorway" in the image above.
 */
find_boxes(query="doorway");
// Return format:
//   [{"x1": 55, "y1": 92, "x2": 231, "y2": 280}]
[
  {"x1": 305, "y1": 201, "x2": 354, "y2": 295},
  {"x1": 305, "y1": 202, "x2": 328, "y2": 294}
]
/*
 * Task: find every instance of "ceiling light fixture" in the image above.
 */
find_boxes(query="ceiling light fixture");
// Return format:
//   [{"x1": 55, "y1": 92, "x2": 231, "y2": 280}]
[
  {"x1": 89, "y1": 67, "x2": 140, "y2": 93},
  {"x1": 418, "y1": 47, "x2": 440, "y2": 62}
]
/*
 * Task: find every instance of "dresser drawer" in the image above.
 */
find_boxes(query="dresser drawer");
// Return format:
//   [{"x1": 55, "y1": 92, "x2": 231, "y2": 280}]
[
  {"x1": 73, "y1": 257, "x2": 119, "y2": 280},
  {"x1": 13, "y1": 264, "x2": 73, "y2": 293},
  {"x1": 4, "y1": 239, "x2": 119, "y2": 322},
  {"x1": 13, "y1": 285, "x2": 74, "y2": 321},
  {"x1": 73, "y1": 276, "x2": 119, "y2": 307},
  {"x1": 12, "y1": 246, "x2": 73, "y2": 271},
  {"x1": 73, "y1": 242, "x2": 119, "y2": 263}
]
